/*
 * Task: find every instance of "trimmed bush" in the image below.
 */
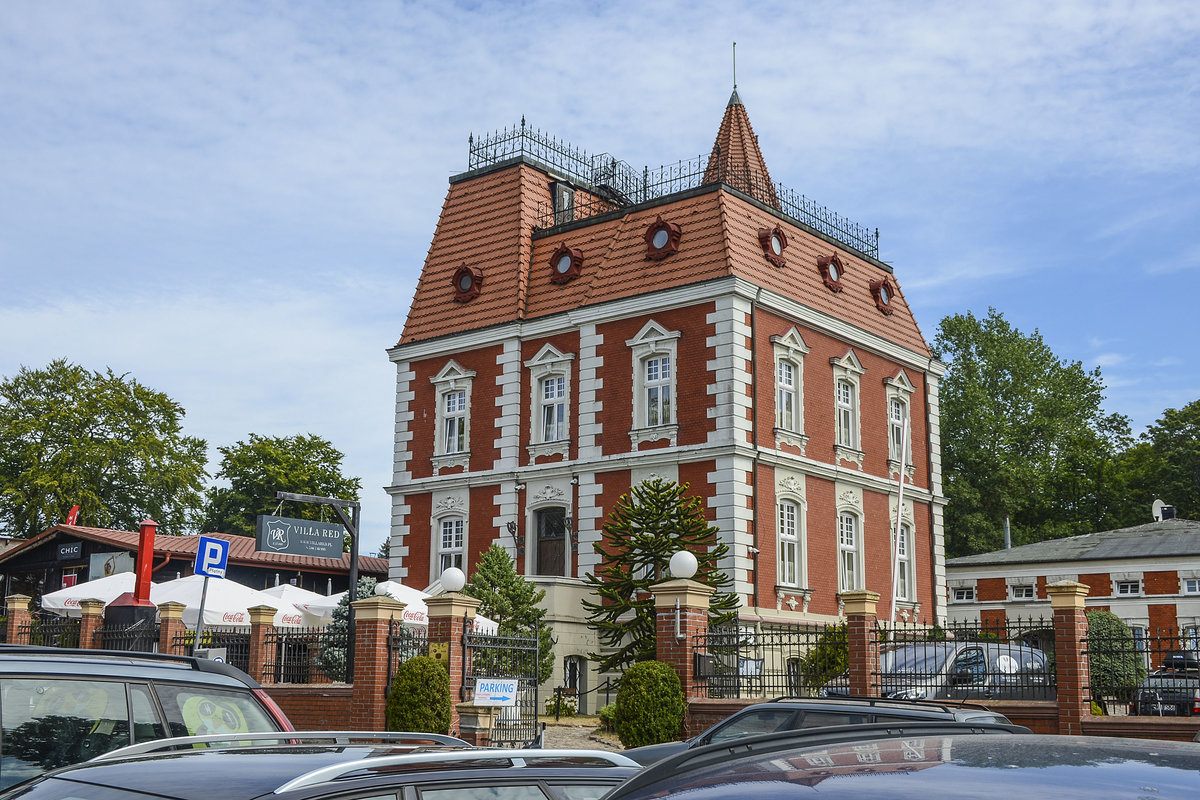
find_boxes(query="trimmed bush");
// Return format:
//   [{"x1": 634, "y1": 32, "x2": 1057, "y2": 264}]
[
  {"x1": 614, "y1": 661, "x2": 685, "y2": 748},
  {"x1": 544, "y1": 692, "x2": 578, "y2": 717},
  {"x1": 598, "y1": 703, "x2": 616, "y2": 732},
  {"x1": 386, "y1": 656, "x2": 451, "y2": 733}
]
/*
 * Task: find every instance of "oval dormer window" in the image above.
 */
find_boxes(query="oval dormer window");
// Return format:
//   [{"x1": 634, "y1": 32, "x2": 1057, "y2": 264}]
[
  {"x1": 644, "y1": 216, "x2": 682, "y2": 261},
  {"x1": 870, "y1": 277, "x2": 895, "y2": 315},
  {"x1": 452, "y1": 264, "x2": 483, "y2": 302},
  {"x1": 758, "y1": 225, "x2": 788, "y2": 267},
  {"x1": 771, "y1": 234, "x2": 783, "y2": 255},
  {"x1": 652, "y1": 229, "x2": 669, "y2": 249},
  {"x1": 817, "y1": 254, "x2": 844, "y2": 292},
  {"x1": 556, "y1": 254, "x2": 572, "y2": 274},
  {"x1": 549, "y1": 244, "x2": 583, "y2": 284}
]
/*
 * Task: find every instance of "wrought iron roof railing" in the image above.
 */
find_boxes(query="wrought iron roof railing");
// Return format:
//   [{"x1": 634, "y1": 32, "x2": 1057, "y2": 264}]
[{"x1": 467, "y1": 119, "x2": 880, "y2": 259}]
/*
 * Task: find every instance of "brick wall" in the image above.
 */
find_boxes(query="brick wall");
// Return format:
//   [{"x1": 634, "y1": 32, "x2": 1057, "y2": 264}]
[
  {"x1": 1144, "y1": 570, "x2": 1178, "y2": 595},
  {"x1": 266, "y1": 685, "x2": 353, "y2": 729}
]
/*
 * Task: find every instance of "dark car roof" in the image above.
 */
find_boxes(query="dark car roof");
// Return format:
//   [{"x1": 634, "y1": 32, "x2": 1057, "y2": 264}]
[
  {"x1": 9, "y1": 745, "x2": 639, "y2": 800},
  {"x1": 606, "y1": 732, "x2": 1200, "y2": 800},
  {"x1": 0, "y1": 645, "x2": 259, "y2": 689}
]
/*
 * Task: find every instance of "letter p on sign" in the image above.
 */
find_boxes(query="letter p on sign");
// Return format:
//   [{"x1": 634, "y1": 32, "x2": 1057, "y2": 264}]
[{"x1": 195, "y1": 536, "x2": 229, "y2": 579}]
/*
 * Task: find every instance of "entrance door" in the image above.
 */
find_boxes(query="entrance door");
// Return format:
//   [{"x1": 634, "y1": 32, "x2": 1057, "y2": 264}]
[{"x1": 534, "y1": 507, "x2": 567, "y2": 577}]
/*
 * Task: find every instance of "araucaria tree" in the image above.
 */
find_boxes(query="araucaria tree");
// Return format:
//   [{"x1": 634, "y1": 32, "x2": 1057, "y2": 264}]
[
  {"x1": 933, "y1": 309, "x2": 1131, "y2": 557},
  {"x1": 0, "y1": 359, "x2": 208, "y2": 537},
  {"x1": 201, "y1": 433, "x2": 361, "y2": 536},
  {"x1": 463, "y1": 544, "x2": 556, "y2": 683},
  {"x1": 583, "y1": 479, "x2": 739, "y2": 673}
]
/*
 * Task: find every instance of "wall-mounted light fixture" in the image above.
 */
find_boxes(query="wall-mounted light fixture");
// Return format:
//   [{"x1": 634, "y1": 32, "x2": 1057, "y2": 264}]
[
  {"x1": 506, "y1": 520, "x2": 524, "y2": 559},
  {"x1": 565, "y1": 515, "x2": 577, "y2": 551}
]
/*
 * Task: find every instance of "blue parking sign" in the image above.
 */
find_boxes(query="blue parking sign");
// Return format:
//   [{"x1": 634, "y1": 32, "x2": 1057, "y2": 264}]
[{"x1": 194, "y1": 536, "x2": 229, "y2": 578}]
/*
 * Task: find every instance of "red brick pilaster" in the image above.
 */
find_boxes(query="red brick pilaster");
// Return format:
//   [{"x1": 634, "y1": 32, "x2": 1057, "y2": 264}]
[
  {"x1": 842, "y1": 590, "x2": 881, "y2": 697},
  {"x1": 246, "y1": 605, "x2": 276, "y2": 685},
  {"x1": 349, "y1": 596, "x2": 406, "y2": 731},
  {"x1": 1048, "y1": 580, "x2": 1091, "y2": 735},
  {"x1": 425, "y1": 592, "x2": 482, "y2": 735},
  {"x1": 6, "y1": 595, "x2": 31, "y2": 644},
  {"x1": 651, "y1": 578, "x2": 716, "y2": 699},
  {"x1": 79, "y1": 599, "x2": 105, "y2": 649},
  {"x1": 157, "y1": 601, "x2": 187, "y2": 655}
]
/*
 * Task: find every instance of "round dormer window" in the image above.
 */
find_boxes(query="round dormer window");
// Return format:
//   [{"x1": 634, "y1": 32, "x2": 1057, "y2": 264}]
[
  {"x1": 828, "y1": 260, "x2": 840, "y2": 282},
  {"x1": 451, "y1": 264, "x2": 483, "y2": 302},
  {"x1": 644, "y1": 216, "x2": 682, "y2": 261},
  {"x1": 556, "y1": 254, "x2": 573, "y2": 274},
  {"x1": 870, "y1": 277, "x2": 896, "y2": 315},
  {"x1": 652, "y1": 229, "x2": 670, "y2": 249},
  {"x1": 758, "y1": 225, "x2": 788, "y2": 267},
  {"x1": 459, "y1": 273, "x2": 474, "y2": 292},
  {"x1": 771, "y1": 234, "x2": 783, "y2": 255},
  {"x1": 817, "y1": 254, "x2": 845, "y2": 292},
  {"x1": 549, "y1": 243, "x2": 583, "y2": 284},
  {"x1": 879, "y1": 284, "x2": 890, "y2": 304}
]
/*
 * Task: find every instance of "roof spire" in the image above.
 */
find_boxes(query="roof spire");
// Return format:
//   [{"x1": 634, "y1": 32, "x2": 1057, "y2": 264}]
[
  {"x1": 728, "y1": 42, "x2": 741, "y2": 107},
  {"x1": 705, "y1": 75, "x2": 778, "y2": 209}
]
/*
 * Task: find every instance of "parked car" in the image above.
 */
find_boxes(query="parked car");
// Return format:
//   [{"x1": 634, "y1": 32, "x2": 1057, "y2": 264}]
[
  {"x1": 622, "y1": 695, "x2": 1017, "y2": 764},
  {"x1": 605, "y1": 724, "x2": 1200, "y2": 800},
  {"x1": 0, "y1": 645, "x2": 293, "y2": 789},
  {"x1": 0, "y1": 733, "x2": 640, "y2": 800},
  {"x1": 822, "y1": 641, "x2": 1055, "y2": 701},
  {"x1": 1130, "y1": 651, "x2": 1200, "y2": 716}
]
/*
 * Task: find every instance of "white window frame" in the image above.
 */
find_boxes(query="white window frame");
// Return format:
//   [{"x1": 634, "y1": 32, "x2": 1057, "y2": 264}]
[
  {"x1": 884, "y1": 371, "x2": 916, "y2": 479},
  {"x1": 951, "y1": 586, "x2": 976, "y2": 603},
  {"x1": 525, "y1": 344, "x2": 575, "y2": 459},
  {"x1": 771, "y1": 328, "x2": 810, "y2": 452},
  {"x1": 777, "y1": 500, "x2": 801, "y2": 588},
  {"x1": 1115, "y1": 580, "x2": 1141, "y2": 596},
  {"x1": 830, "y1": 351, "x2": 865, "y2": 467},
  {"x1": 443, "y1": 390, "x2": 468, "y2": 453},
  {"x1": 893, "y1": 522, "x2": 914, "y2": 602},
  {"x1": 430, "y1": 361, "x2": 476, "y2": 473},
  {"x1": 1183, "y1": 578, "x2": 1200, "y2": 595},
  {"x1": 627, "y1": 321, "x2": 681, "y2": 446},
  {"x1": 438, "y1": 517, "x2": 464, "y2": 574},
  {"x1": 837, "y1": 511, "x2": 862, "y2": 593},
  {"x1": 1010, "y1": 584, "x2": 1035, "y2": 600}
]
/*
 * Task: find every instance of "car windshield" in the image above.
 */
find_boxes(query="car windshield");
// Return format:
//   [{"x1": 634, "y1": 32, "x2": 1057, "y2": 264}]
[{"x1": 879, "y1": 644, "x2": 954, "y2": 675}]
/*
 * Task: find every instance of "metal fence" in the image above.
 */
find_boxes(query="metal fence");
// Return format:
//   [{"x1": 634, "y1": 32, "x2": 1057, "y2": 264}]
[
  {"x1": 467, "y1": 119, "x2": 880, "y2": 258},
  {"x1": 262, "y1": 627, "x2": 337, "y2": 684},
  {"x1": 1085, "y1": 625, "x2": 1196, "y2": 714},
  {"x1": 171, "y1": 628, "x2": 250, "y2": 674},
  {"x1": 462, "y1": 626, "x2": 540, "y2": 747},
  {"x1": 693, "y1": 622, "x2": 831, "y2": 699},
  {"x1": 17, "y1": 612, "x2": 80, "y2": 648},
  {"x1": 386, "y1": 620, "x2": 429, "y2": 688},
  {"x1": 96, "y1": 620, "x2": 160, "y2": 652}
]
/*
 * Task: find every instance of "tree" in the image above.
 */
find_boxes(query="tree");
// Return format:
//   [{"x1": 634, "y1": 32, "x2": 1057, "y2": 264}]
[
  {"x1": 315, "y1": 576, "x2": 376, "y2": 682},
  {"x1": 0, "y1": 359, "x2": 208, "y2": 538},
  {"x1": 932, "y1": 309, "x2": 1132, "y2": 557},
  {"x1": 1134, "y1": 399, "x2": 1200, "y2": 521},
  {"x1": 201, "y1": 433, "x2": 361, "y2": 536},
  {"x1": 582, "y1": 478, "x2": 739, "y2": 673},
  {"x1": 462, "y1": 544, "x2": 555, "y2": 683}
]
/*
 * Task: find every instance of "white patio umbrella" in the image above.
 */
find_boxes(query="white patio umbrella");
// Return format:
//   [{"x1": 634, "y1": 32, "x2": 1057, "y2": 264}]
[
  {"x1": 40, "y1": 572, "x2": 150, "y2": 618},
  {"x1": 297, "y1": 580, "x2": 499, "y2": 634},
  {"x1": 149, "y1": 574, "x2": 303, "y2": 629},
  {"x1": 261, "y1": 583, "x2": 331, "y2": 627}
]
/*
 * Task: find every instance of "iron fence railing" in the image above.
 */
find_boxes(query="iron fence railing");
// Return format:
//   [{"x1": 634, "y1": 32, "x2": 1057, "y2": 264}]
[
  {"x1": 463, "y1": 625, "x2": 540, "y2": 748},
  {"x1": 469, "y1": 120, "x2": 880, "y2": 258},
  {"x1": 386, "y1": 620, "x2": 429, "y2": 689},
  {"x1": 693, "y1": 623, "x2": 832, "y2": 699},
  {"x1": 1085, "y1": 626, "x2": 1196, "y2": 714},
  {"x1": 96, "y1": 620, "x2": 159, "y2": 652},
  {"x1": 262, "y1": 627, "x2": 332, "y2": 684},
  {"x1": 18, "y1": 613, "x2": 80, "y2": 648},
  {"x1": 171, "y1": 628, "x2": 250, "y2": 674}
]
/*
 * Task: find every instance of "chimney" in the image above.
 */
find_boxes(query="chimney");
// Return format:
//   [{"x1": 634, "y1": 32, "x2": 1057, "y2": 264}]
[{"x1": 1161, "y1": 505, "x2": 1177, "y2": 520}]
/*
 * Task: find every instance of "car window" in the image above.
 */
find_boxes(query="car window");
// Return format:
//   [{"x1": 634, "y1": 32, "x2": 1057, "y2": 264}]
[
  {"x1": 128, "y1": 684, "x2": 166, "y2": 744},
  {"x1": 1, "y1": 678, "x2": 131, "y2": 785},
  {"x1": 706, "y1": 708, "x2": 796, "y2": 743},
  {"x1": 153, "y1": 682, "x2": 277, "y2": 737},
  {"x1": 951, "y1": 648, "x2": 988, "y2": 686},
  {"x1": 797, "y1": 711, "x2": 867, "y2": 728},
  {"x1": 419, "y1": 786, "x2": 551, "y2": 800},
  {"x1": 556, "y1": 785, "x2": 621, "y2": 800}
]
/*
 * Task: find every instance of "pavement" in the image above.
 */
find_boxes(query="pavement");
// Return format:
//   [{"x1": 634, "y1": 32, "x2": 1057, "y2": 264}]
[{"x1": 538, "y1": 717, "x2": 623, "y2": 752}]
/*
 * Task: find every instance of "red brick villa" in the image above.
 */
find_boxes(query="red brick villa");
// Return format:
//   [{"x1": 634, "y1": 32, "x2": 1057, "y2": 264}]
[{"x1": 385, "y1": 88, "x2": 948, "y2": 695}]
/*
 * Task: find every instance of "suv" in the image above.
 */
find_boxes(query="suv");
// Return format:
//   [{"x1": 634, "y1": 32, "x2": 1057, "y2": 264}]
[
  {"x1": 0, "y1": 734, "x2": 640, "y2": 800},
  {"x1": 1130, "y1": 651, "x2": 1200, "y2": 716},
  {"x1": 622, "y1": 695, "x2": 1017, "y2": 764},
  {"x1": 0, "y1": 645, "x2": 293, "y2": 788}
]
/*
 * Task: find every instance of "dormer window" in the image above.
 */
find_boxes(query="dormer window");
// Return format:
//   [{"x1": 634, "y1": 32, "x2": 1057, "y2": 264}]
[
  {"x1": 817, "y1": 254, "x2": 844, "y2": 292},
  {"x1": 870, "y1": 278, "x2": 896, "y2": 315},
  {"x1": 549, "y1": 243, "x2": 583, "y2": 284},
  {"x1": 644, "y1": 216, "x2": 682, "y2": 261},
  {"x1": 452, "y1": 264, "x2": 483, "y2": 302},
  {"x1": 758, "y1": 225, "x2": 788, "y2": 268}
]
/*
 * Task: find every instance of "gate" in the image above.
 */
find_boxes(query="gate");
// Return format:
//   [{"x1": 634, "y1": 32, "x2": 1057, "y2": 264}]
[{"x1": 463, "y1": 625, "x2": 540, "y2": 747}]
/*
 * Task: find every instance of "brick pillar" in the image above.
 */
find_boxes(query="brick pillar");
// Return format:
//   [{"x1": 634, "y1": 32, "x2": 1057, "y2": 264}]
[
  {"x1": 246, "y1": 605, "x2": 276, "y2": 685},
  {"x1": 650, "y1": 578, "x2": 716, "y2": 698},
  {"x1": 425, "y1": 592, "x2": 482, "y2": 735},
  {"x1": 79, "y1": 599, "x2": 105, "y2": 649},
  {"x1": 158, "y1": 601, "x2": 187, "y2": 655},
  {"x1": 842, "y1": 590, "x2": 881, "y2": 697},
  {"x1": 1047, "y1": 580, "x2": 1091, "y2": 735},
  {"x1": 6, "y1": 595, "x2": 31, "y2": 644},
  {"x1": 349, "y1": 595, "x2": 406, "y2": 731}
]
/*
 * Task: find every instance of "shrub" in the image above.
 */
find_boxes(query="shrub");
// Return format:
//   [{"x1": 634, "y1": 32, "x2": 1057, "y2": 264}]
[
  {"x1": 796, "y1": 624, "x2": 847, "y2": 688},
  {"x1": 544, "y1": 692, "x2": 577, "y2": 717},
  {"x1": 1087, "y1": 610, "x2": 1147, "y2": 710},
  {"x1": 386, "y1": 656, "x2": 451, "y2": 733},
  {"x1": 614, "y1": 661, "x2": 685, "y2": 748},
  {"x1": 598, "y1": 703, "x2": 616, "y2": 732}
]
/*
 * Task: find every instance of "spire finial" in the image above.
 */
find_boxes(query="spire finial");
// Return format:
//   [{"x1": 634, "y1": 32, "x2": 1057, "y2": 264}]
[{"x1": 733, "y1": 42, "x2": 737, "y2": 89}]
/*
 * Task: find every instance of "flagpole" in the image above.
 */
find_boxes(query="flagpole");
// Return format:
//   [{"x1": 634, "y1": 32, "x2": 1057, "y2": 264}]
[{"x1": 890, "y1": 417, "x2": 911, "y2": 625}]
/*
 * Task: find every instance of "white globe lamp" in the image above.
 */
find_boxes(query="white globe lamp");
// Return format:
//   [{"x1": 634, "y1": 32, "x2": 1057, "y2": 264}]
[
  {"x1": 440, "y1": 566, "x2": 467, "y2": 593},
  {"x1": 669, "y1": 550, "x2": 698, "y2": 580}
]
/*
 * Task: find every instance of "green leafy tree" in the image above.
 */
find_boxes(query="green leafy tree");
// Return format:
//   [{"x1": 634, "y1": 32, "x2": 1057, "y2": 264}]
[
  {"x1": 315, "y1": 577, "x2": 376, "y2": 682},
  {"x1": 932, "y1": 309, "x2": 1132, "y2": 556},
  {"x1": 796, "y1": 624, "x2": 847, "y2": 689},
  {"x1": 462, "y1": 544, "x2": 555, "y2": 683},
  {"x1": 201, "y1": 433, "x2": 361, "y2": 537},
  {"x1": 0, "y1": 359, "x2": 208, "y2": 538},
  {"x1": 583, "y1": 478, "x2": 739, "y2": 673},
  {"x1": 1130, "y1": 399, "x2": 1200, "y2": 521}
]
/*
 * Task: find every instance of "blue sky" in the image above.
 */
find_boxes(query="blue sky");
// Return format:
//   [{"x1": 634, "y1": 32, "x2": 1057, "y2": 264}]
[{"x1": 2, "y1": 1, "x2": 1197, "y2": 556}]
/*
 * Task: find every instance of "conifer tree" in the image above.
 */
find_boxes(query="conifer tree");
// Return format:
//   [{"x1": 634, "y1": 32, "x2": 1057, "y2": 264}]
[
  {"x1": 463, "y1": 544, "x2": 555, "y2": 683},
  {"x1": 315, "y1": 576, "x2": 376, "y2": 682},
  {"x1": 583, "y1": 478, "x2": 739, "y2": 673}
]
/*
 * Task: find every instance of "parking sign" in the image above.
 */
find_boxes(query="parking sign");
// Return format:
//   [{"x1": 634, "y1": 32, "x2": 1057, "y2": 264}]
[{"x1": 194, "y1": 536, "x2": 229, "y2": 579}]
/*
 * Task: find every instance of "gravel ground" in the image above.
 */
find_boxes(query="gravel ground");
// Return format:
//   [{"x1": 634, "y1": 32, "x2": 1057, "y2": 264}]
[{"x1": 538, "y1": 718, "x2": 623, "y2": 752}]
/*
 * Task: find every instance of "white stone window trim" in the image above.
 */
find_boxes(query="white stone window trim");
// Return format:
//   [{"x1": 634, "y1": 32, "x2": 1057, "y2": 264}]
[
  {"x1": 431, "y1": 494, "x2": 468, "y2": 577},
  {"x1": 835, "y1": 489, "x2": 864, "y2": 594},
  {"x1": 524, "y1": 481, "x2": 573, "y2": 578},
  {"x1": 831, "y1": 350, "x2": 865, "y2": 468},
  {"x1": 1008, "y1": 583, "x2": 1036, "y2": 601},
  {"x1": 1114, "y1": 579, "x2": 1142, "y2": 597},
  {"x1": 775, "y1": 475, "x2": 808, "y2": 593},
  {"x1": 627, "y1": 320, "x2": 681, "y2": 446},
  {"x1": 771, "y1": 328, "x2": 810, "y2": 453},
  {"x1": 889, "y1": 500, "x2": 917, "y2": 605},
  {"x1": 950, "y1": 586, "x2": 976, "y2": 603},
  {"x1": 525, "y1": 344, "x2": 576, "y2": 459},
  {"x1": 430, "y1": 361, "x2": 476, "y2": 473},
  {"x1": 884, "y1": 370, "x2": 916, "y2": 480}
]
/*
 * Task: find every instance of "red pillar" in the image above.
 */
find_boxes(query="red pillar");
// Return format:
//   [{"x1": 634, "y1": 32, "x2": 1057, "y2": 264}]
[
  {"x1": 5, "y1": 595, "x2": 31, "y2": 644},
  {"x1": 651, "y1": 578, "x2": 716, "y2": 697},
  {"x1": 425, "y1": 592, "x2": 483, "y2": 736},
  {"x1": 1048, "y1": 580, "x2": 1091, "y2": 735},
  {"x1": 348, "y1": 596, "x2": 407, "y2": 731},
  {"x1": 158, "y1": 601, "x2": 187, "y2": 655},
  {"x1": 246, "y1": 605, "x2": 276, "y2": 685},
  {"x1": 78, "y1": 599, "x2": 105, "y2": 649},
  {"x1": 842, "y1": 590, "x2": 881, "y2": 697}
]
